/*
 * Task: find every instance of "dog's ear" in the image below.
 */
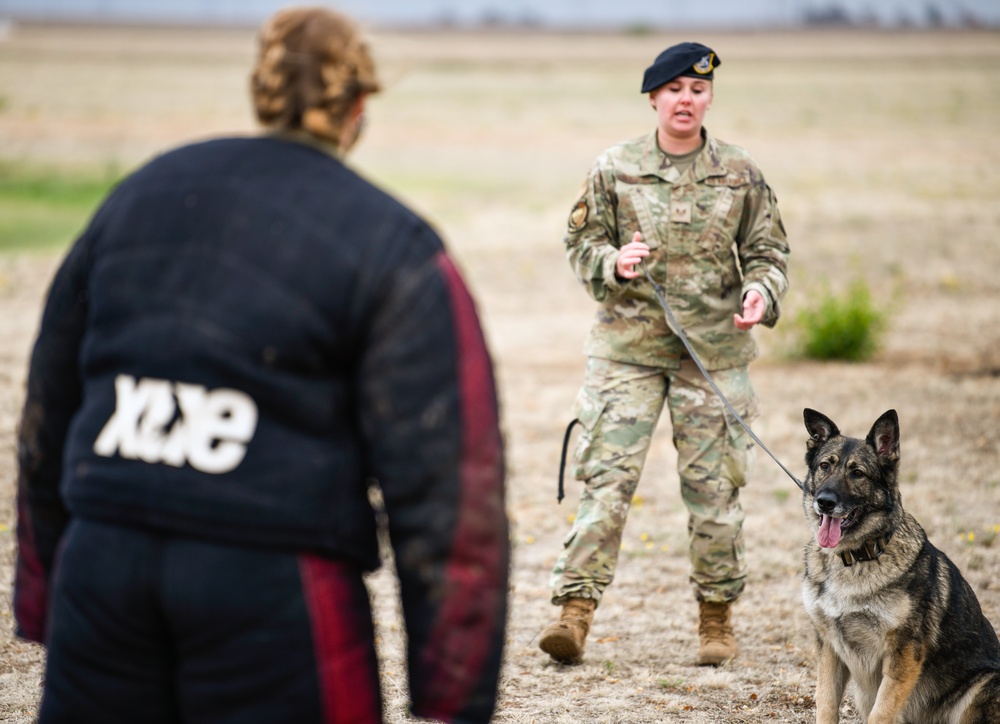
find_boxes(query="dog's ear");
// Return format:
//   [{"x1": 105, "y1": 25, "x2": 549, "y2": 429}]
[
  {"x1": 803, "y1": 408, "x2": 839, "y2": 448},
  {"x1": 866, "y1": 409, "x2": 900, "y2": 465},
  {"x1": 803, "y1": 409, "x2": 839, "y2": 468}
]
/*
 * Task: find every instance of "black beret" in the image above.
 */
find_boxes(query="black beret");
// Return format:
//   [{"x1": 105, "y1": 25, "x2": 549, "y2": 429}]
[{"x1": 641, "y1": 42, "x2": 720, "y2": 93}]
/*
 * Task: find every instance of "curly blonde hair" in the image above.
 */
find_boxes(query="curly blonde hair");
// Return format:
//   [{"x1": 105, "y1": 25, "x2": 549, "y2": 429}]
[{"x1": 250, "y1": 7, "x2": 381, "y2": 144}]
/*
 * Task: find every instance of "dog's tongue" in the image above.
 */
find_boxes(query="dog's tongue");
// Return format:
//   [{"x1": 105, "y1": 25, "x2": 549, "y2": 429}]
[{"x1": 818, "y1": 515, "x2": 842, "y2": 548}]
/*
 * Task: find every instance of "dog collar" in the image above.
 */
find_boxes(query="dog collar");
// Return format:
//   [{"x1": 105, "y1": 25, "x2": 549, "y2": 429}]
[{"x1": 838, "y1": 528, "x2": 894, "y2": 567}]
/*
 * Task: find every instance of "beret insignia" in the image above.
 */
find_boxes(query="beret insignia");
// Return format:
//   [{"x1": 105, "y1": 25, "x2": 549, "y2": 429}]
[{"x1": 693, "y1": 53, "x2": 715, "y2": 75}]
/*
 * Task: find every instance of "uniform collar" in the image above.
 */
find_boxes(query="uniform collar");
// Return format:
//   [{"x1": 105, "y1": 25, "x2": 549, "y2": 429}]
[{"x1": 639, "y1": 128, "x2": 726, "y2": 184}]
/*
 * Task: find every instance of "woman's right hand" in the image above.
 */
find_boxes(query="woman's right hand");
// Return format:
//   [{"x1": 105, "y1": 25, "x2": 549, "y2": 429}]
[{"x1": 615, "y1": 232, "x2": 650, "y2": 279}]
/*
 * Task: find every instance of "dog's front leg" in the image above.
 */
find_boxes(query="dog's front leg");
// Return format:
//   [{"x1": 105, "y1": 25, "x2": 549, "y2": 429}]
[
  {"x1": 816, "y1": 639, "x2": 849, "y2": 724},
  {"x1": 867, "y1": 639, "x2": 922, "y2": 724}
]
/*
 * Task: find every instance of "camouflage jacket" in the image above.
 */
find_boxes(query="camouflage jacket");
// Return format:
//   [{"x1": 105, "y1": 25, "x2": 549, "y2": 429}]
[{"x1": 565, "y1": 129, "x2": 790, "y2": 370}]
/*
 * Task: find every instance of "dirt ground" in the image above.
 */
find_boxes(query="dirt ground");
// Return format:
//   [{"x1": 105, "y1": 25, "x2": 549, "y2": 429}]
[{"x1": 1, "y1": 23, "x2": 999, "y2": 723}]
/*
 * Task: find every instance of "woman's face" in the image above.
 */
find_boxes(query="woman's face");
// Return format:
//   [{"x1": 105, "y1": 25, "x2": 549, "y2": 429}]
[{"x1": 649, "y1": 76, "x2": 713, "y2": 143}]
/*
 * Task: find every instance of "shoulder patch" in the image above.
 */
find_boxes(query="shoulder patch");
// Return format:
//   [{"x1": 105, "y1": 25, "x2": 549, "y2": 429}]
[{"x1": 568, "y1": 199, "x2": 589, "y2": 232}]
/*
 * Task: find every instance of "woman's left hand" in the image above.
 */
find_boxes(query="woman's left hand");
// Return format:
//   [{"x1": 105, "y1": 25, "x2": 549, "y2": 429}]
[{"x1": 734, "y1": 290, "x2": 765, "y2": 330}]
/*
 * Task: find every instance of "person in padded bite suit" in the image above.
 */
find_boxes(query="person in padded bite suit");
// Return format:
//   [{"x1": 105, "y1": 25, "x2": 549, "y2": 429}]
[{"x1": 14, "y1": 7, "x2": 509, "y2": 723}]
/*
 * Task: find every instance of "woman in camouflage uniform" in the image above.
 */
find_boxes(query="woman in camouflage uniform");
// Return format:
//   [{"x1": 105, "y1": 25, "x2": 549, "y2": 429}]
[{"x1": 540, "y1": 42, "x2": 789, "y2": 667}]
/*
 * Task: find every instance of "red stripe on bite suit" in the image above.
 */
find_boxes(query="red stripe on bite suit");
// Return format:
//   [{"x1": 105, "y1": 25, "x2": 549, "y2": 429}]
[
  {"x1": 13, "y1": 499, "x2": 49, "y2": 644},
  {"x1": 298, "y1": 555, "x2": 381, "y2": 724},
  {"x1": 418, "y1": 252, "x2": 506, "y2": 720}
]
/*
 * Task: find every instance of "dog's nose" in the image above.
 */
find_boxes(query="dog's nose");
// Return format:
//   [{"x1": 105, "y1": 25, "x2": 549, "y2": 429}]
[{"x1": 815, "y1": 489, "x2": 839, "y2": 514}]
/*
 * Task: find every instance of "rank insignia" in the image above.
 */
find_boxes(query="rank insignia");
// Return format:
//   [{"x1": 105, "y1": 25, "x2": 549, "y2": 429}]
[{"x1": 670, "y1": 200, "x2": 692, "y2": 224}]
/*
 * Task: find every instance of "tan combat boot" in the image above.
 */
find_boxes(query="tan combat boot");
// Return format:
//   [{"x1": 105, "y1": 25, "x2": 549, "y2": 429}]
[
  {"x1": 697, "y1": 600, "x2": 737, "y2": 666},
  {"x1": 539, "y1": 598, "x2": 596, "y2": 664}
]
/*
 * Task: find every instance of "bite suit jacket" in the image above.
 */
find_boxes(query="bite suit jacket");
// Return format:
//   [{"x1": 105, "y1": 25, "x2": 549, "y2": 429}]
[{"x1": 15, "y1": 135, "x2": 509, "y2": 722}]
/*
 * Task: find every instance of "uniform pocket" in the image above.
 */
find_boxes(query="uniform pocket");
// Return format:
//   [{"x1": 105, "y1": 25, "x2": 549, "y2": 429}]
[
  {"x1": 721, "y1": 378, "x2": 760, "y2": 488},
  {"x1": 573, "y1": 385, "x2": 606, "y2": 432},
  {"x1": 624, "y1": 188, "x2": 663, "y2": 250},
  {"x1": 722, "y1": 423, "x2": 757, "y2": 489},
  {"x1": 571, "y1": 386, "x2": 607, "y2": 481}
]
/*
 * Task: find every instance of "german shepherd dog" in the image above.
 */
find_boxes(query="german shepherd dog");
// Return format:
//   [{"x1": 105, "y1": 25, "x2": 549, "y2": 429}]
[{"x1": 800, "y1": 408, "x2": 1000, "y2": 723}]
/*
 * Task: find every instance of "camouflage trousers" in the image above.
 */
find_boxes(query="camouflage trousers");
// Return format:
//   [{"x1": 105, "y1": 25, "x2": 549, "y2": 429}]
[{"x1": 550, "y1": 356, "x2": 759, "y2": 606}]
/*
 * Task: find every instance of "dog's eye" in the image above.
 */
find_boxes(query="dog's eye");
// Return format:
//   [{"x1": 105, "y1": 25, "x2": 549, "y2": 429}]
[
  {"x1": 819, "y1": 462, "x2": 830, "y2": 471},
  {"x1": 850, "y1": 469, "x2": 865, "y2": 479}
]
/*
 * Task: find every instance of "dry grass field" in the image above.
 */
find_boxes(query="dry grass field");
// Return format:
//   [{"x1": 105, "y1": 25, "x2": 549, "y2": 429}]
[{"x1": 2, "y1": 22, "x2": 999, "y2": 723}]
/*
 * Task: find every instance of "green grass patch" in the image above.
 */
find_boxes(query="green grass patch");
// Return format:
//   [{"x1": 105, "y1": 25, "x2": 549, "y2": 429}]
[
  {"x1": 793, "y1": 277, "x2": 889, "y2": 362},
  {"x1": 0, "y1": 163, "x2": 121, "y2": 253},
  {"x1": 657, "y1": 677, "x2": 687, "y2": 691}
]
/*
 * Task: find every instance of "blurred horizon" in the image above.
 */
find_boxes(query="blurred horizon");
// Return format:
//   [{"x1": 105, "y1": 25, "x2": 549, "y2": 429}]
[{"x1": 1, "y1": 0, "x2": 998, "y2": 29}]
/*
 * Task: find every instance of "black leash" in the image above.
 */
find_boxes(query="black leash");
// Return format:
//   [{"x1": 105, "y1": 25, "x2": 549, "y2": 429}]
[
  {"x1": 557, "y1": 419, "x2": 580, "y2": 504},
  {"x1": 640, "y1": 262, "x2": 804, "y2": 491}
]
